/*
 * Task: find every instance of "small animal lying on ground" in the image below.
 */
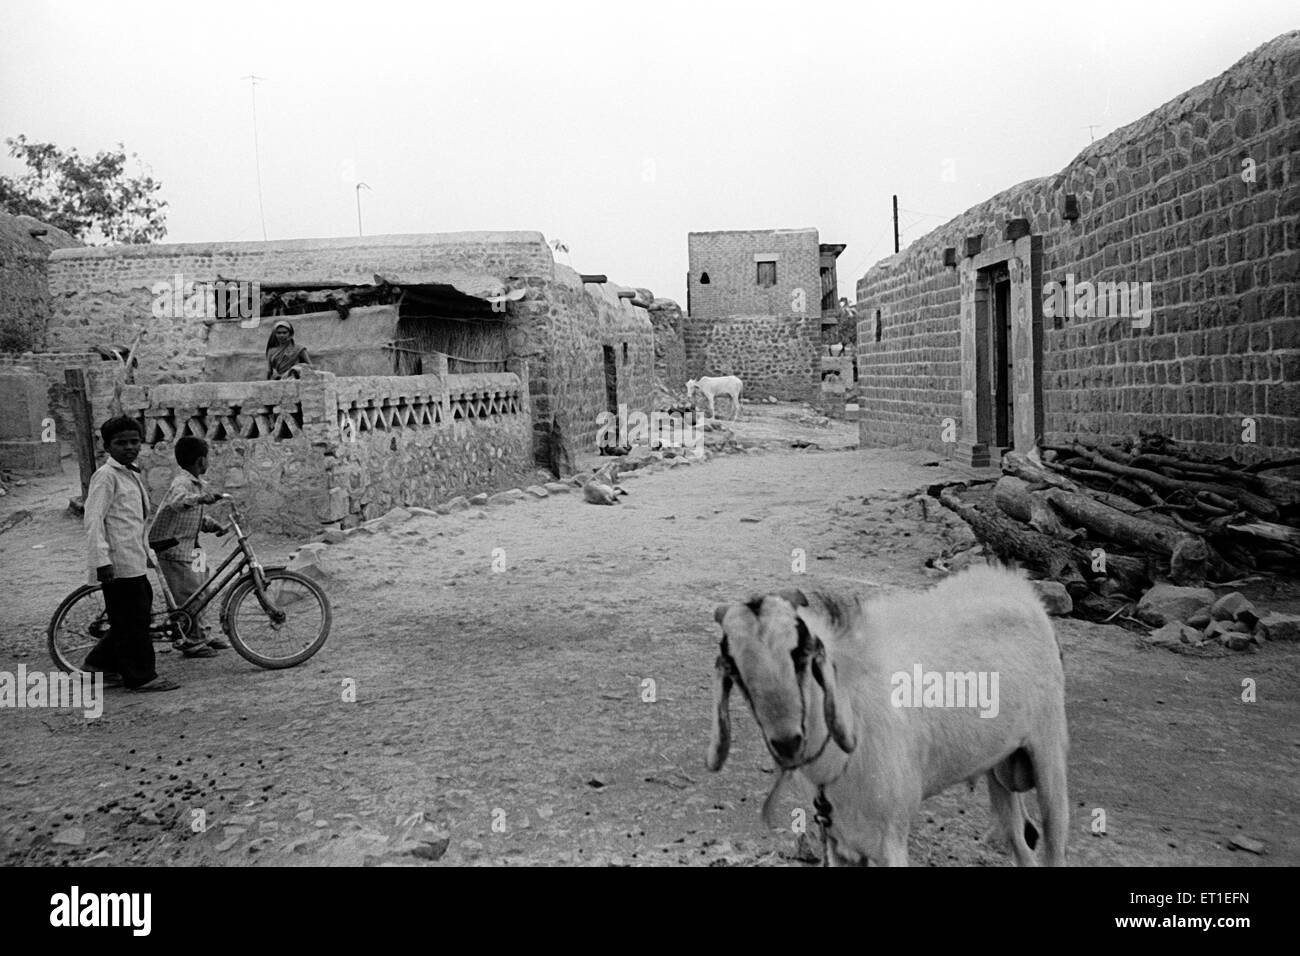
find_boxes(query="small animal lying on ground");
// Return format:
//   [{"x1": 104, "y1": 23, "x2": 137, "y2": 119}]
[{"x1": 582, "y1": 461, "x2": 628, "y2": 505}]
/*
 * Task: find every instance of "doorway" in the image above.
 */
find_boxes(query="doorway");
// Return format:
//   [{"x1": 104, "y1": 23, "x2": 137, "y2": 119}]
[
  {"x1": 991, "y1": 266, "x2": 1012, "y2": 450},
  {"x1": 602, "y1": 345, "x2": 619, "y2": 414}
]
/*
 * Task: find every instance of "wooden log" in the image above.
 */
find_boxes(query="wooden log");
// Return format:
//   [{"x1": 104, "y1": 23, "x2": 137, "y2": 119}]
[
  {"x1": 1070, "y1": 443, "x2": 1278, "y2": 520},
  {"x1": 1225, "y1": 520, "x2": 1300, "y2": 547},
  {"x1": 1001, "y1": 450, "x2": 1079, "y2": 492},
  {"x1": 64, "y1": 366, "x2": 97, "y2": 503},
  {"x1": 937, "y1": 486, "x2": 1151, "y2": 594},
  {"x1": 1040, "y1": 487, "x2": 1208, "y2": 584},
  {"x1": 1244, "y1": 456, "x2": 1300, "y2": 474},
  {"x1": 993, "y1": 476, "x2": 1071, "y2": 538}
]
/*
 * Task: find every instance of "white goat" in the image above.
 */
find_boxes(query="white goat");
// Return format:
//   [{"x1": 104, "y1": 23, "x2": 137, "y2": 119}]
[
  {"x1": 707, "y1": 564, "x2": 1069, "y2": 866},
  {"x1": 686, "y1": 375, "x2": 743, "y2": 420}
]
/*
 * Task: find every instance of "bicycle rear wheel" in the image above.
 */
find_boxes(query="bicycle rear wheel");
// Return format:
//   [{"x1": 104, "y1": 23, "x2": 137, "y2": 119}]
[
  {"x1": 222, "y1": 569, "x2": 332, "y2": 669},
  {"x1": 48, "y1": 585, "x2": 108, "y2": 673}
]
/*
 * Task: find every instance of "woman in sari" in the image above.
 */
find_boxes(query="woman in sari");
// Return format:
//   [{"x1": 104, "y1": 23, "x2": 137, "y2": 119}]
[{"x1": 265, "y1": 320, "x2": 313, "y2": 379}]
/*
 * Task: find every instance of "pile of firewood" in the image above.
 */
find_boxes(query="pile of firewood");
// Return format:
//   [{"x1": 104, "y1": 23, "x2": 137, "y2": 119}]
[{"x1": 936, "y1": 434, "x2": 1300, "y2": 620}]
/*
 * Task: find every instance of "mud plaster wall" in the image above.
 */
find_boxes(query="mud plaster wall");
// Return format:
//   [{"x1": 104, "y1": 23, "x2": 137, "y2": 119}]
[{"x1": 854, "y1": 32, "x2": 1300, "y2": 463}]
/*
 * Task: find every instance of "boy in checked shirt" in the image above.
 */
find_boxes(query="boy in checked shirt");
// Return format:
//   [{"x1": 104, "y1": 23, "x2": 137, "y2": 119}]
[{"x1": 148, "y1": 436, "x2": 229, "y2": 657}]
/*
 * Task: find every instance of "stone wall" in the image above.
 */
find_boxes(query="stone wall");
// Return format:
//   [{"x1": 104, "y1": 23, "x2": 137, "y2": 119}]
[
  {"x1": 46, "y1": 231, "x2": 553, "y2": 384},
  {"x1": 0, "y1": 350, "x2": 120, "y2": 448},
  {"x1": 0, "y1": 212, "x2": 79, "y2": 353},
  {"x1": 684, "y1": 228, "x2": 825, "y2": 401},
  {"x1": 854, "y1": 31, "x2": 1300, "y2": 464},
  {"x1": 107, "y1": 369, "x2": 533, "y2": 535},
  {"x1": 522, "y1": 267, "x2": 655, "y2": 467},
  {"x1": 690, "y1": 314, "x2": 820, "y2": 401},
  {"x1": 687, "y1": 228, "x2": 822, "y2": 321},
  {"x1": 648, "y1": 298, "x2": 687, "y2": 390},
  {"x1": 45, "y1": 230, "x2": 661, "y2": 473}
]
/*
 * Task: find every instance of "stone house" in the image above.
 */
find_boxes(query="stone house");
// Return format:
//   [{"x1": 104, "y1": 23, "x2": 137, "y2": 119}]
[
  {"x1": 854, "y1": 31, "x2": 1300, "y2": 467},
  {"x1": 685, "y1": 227, "x2": 846, "y2": 401},
  {"x1": 38, "y1": 231, "x2": 661, "y2": 531}
]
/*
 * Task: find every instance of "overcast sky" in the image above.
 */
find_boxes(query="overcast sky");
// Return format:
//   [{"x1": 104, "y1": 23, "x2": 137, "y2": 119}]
[{"x1": 1, "y1": 1, "x2": 1295, "y2": 304}]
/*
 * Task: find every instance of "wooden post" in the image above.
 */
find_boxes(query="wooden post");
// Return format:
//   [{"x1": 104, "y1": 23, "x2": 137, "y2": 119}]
[{"x1": 65, "y1": 366, "x2": 97, "y2": 502}]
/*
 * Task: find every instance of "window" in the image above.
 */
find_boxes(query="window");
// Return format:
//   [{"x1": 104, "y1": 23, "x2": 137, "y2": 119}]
[
  {"x1": 756, "y1": 261, "x2": 777, "y2": 287},
  {"x1": 699, "y1": 272, "x2": 710, "y2": 284},
  {"x1": 874, "y1": 309, "x2": 882, "y2": 343},
  {"x1": 622, "y1": 342, "x2": 629, "y2": 365}
]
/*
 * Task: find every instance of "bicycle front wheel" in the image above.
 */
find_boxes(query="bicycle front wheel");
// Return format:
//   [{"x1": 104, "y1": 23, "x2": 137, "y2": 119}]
[
  {"x1": 48, "y1": 584, "x2": 108, "y2": 673},
  {"x1": 222, "y1": 570, "x2": 332, "y2": 669}
]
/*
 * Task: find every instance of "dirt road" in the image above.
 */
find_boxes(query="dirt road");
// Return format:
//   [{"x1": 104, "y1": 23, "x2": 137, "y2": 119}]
[{"x1": 2, "y1": 407, "x2": 1297, "y2": 866}]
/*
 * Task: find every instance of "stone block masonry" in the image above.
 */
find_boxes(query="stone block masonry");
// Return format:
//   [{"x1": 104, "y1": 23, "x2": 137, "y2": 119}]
[
  {"x1": 44, "y1": 230, "x2": 663, "y2": 475},
  {"x1": 854, "y1": 31, "x2": 1300, "y2": 464},
  {"x1": 684, "y1": 228, "x2": 827, "y2": 401}
]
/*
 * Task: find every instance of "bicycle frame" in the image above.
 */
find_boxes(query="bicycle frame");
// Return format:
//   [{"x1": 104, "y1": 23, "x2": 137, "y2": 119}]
[{"x1": 158, "y1": 501, "x2": 283, "y2": 628}]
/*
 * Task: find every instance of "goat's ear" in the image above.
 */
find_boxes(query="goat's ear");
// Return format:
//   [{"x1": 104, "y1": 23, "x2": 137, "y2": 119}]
[
  {"x1": 811, "y1": 640, "x2": 857, "y2": 754},
  {"x1": 778, "y1": 588, "x2": 808, "y2": 608},
  {"x1": 705, "y1": 659, "x2": 733, "y2": 771},
  {"x1": 714, "y1": 604, "x2": 729, "y2": 626}
]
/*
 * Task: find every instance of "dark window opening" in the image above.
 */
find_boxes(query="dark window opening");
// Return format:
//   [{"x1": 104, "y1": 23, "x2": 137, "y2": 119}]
[
  {"x1": 699, "y1": 272, "x2": 711, "y2": 284},
  {"x1": 756, "y1": 261, "x2": 777, "y2": 288},
  {"x1": 874, "y1": 309, "x2": 882, "y2": 343},
  {"x1": 622, "y1": 342, "x2": 629, "y2": 365}
]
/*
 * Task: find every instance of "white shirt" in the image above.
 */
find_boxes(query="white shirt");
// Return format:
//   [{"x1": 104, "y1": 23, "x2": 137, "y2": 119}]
[{"x1": 84, "y1": 456, "x2": 154, "y2": 583}]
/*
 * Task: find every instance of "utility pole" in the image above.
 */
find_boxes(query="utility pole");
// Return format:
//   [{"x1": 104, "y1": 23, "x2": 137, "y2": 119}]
[
  {"x1": 243, "y1": 74, "x2": 268, "y2": 240},
  {"x1": 892, "y1": 195, "x2": 899, "y2": 254},
  {"x1": 355, "y1": 182, "x2": 371, "y2": 236}
]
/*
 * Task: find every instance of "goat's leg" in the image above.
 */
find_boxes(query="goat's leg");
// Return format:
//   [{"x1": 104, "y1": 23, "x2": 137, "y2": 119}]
[
  {"x1": 876, "y1": 826, "x2": 910, "y2": 866},
  {"x1": 987, "y1": 769, "x2": 1038, "y2": 866},
  {"x1": 1033, "y1": 745, "x2": 1070, "y2": 866}
]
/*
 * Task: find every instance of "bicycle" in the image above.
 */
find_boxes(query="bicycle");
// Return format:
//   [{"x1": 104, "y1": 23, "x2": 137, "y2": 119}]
[{"x1": 49, "y1": 495, "x2": 332, "y2": 672}]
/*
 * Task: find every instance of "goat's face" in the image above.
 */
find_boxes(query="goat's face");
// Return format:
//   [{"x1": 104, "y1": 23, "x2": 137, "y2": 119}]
[
  {"x1": 707, "y1": 590, "x2": 857, "y2": 772},
  {"x1": 684, "y1": 379, "x2": 697, "y2": 398}
]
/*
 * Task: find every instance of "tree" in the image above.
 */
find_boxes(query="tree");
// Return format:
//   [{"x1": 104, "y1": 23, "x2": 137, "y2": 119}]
[{"x1": 0, "y1": 135, "x2": 167, "y2": 244}]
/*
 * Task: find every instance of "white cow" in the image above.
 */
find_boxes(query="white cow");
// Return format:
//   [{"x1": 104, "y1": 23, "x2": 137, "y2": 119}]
[{"x1": 686, "y1": 375, "x2": 744, "y2": 420}]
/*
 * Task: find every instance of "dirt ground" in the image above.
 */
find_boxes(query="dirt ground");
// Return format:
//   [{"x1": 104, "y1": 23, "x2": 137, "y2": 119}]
[{"x1": 2, "y1": 402, "x2": 1297, "y2": 867}]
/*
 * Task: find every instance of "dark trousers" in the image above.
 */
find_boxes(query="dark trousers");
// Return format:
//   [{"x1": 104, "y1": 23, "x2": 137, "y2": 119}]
[{"x1": 85, "y1": 575, "x2": 156, "y2": 688}]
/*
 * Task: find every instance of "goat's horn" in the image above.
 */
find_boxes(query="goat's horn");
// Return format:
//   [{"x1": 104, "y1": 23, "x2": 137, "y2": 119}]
[
  {"x1": 705, "y1": 657, "x2": 733, "y2": 771},
  {"x1": 811, "y1": 641, "x2": 857, "y2": 754}
]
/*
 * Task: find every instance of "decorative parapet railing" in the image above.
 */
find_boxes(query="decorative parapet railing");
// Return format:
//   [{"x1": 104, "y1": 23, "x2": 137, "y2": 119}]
[
  {"x1": 114, "y1": 370, "x2": 525, "y2": 449},
  {"x1": 333, "y1": 371, "x2": 525, "y2": 440},
  {"x1": 445, "y1": 372, "x2": 524, "y2": 422},
  {"x1": 116, "y1": 379, "x2": 305, "y2": 446}
]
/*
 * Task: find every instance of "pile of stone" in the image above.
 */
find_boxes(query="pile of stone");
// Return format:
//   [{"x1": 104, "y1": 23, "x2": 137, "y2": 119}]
[{"x1": 1137, "y1": 585, "x2": 1299, "y2": 651}]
